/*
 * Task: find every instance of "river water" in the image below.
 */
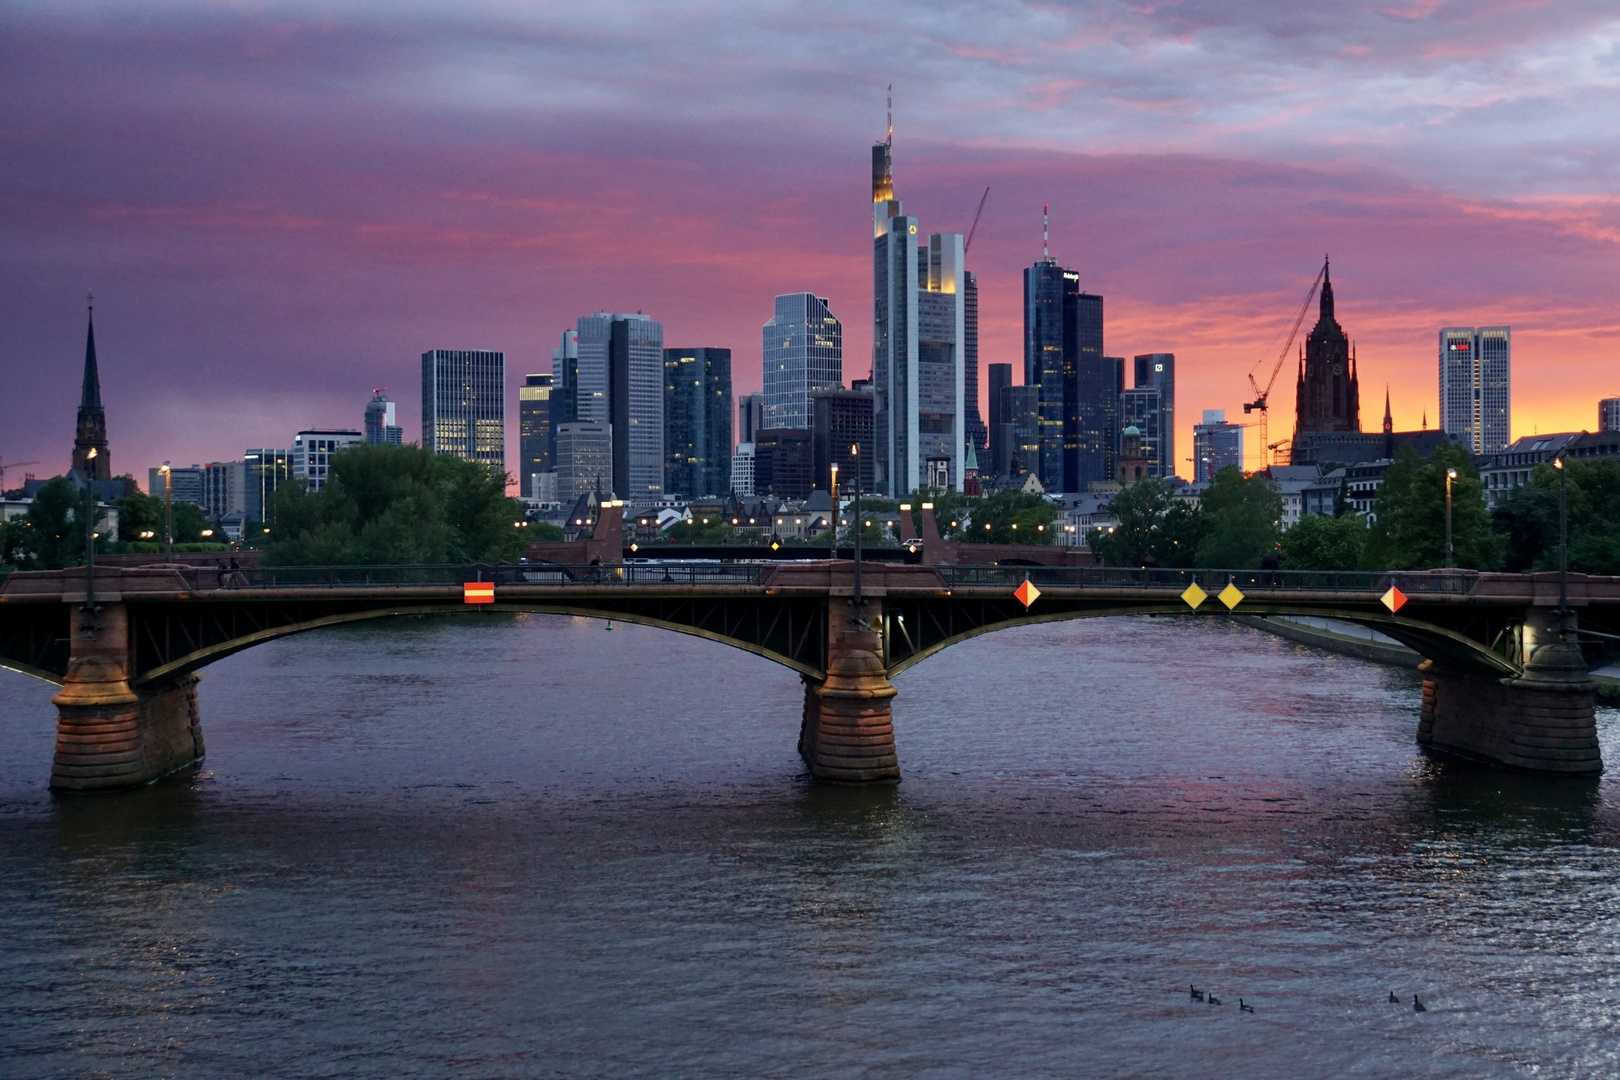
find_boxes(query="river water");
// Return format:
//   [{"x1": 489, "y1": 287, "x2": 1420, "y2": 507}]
[{"x1": 2, "y1": 613, "x2": 1618, "y2": 1078}]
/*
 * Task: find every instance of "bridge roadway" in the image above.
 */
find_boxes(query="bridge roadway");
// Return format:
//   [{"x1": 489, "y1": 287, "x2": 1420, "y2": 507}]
[{"x1": 2, "y1": 561, "x2": 1614, "y2": 791}]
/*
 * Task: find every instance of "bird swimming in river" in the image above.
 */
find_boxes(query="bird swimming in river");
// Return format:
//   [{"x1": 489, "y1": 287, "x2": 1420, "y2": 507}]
[
  {"x1": 1239, "y1": 999, "x2": 1254, "y2": 1013},
  {"x1": 1414, "y1": 995, "x2": 1426, "y2": 1013},
  {"x1": 1190, "y1": 985, "x2": 1204, "y2": 1001},
  {"x1": 1389, "y1": 991, "x2": 1399, "y2": 1003},
  {"x1": 1207, "y1": 994, "x2": 1221, "y2": 1006}
]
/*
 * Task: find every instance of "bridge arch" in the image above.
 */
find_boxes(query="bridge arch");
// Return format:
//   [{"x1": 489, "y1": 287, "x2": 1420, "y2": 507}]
[{"x1": 129, "y1": 602, "x2": 826, "y2": 686}]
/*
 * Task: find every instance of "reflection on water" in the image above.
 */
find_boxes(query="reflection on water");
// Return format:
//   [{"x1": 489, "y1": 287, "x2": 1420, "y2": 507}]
[{"x1": 2, "y1": 613, "x2": 1617, "y2": 1078}]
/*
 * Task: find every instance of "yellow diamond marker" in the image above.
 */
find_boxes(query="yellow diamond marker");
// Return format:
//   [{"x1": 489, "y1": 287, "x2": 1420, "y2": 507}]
[
  {"x1": 1014, "y1": 579, "x2": 1041, "y2": 609},
  {"x1": 1218, "y1": 582, "x2": 1245, "y2": 610},
  {"x1": 1181, "y1": 583, "x2": 1207, "y2": 609}
]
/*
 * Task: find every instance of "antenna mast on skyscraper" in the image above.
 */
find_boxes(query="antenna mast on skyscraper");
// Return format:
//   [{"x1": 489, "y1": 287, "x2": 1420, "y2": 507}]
[
  {"x1": 886, "y1": 84, "x2": 892, "y2": 147},
  {"x1": 1042, "y1": 204, "x2": 1049, "y2": 261}
]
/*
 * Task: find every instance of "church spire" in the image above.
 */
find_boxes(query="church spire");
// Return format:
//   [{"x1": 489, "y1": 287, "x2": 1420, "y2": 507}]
[
  {"x1": 1383, "y1": 385, "x2": 1393, "y2": 435},
  {"x1": 1318, "y1": 255, "x2": 1334, "y2": 324},
  {"x1": 72, "y1": 292, "x2": 111, "y2": 482}
]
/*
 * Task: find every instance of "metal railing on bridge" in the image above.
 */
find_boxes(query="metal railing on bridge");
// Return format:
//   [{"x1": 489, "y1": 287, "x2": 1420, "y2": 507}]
[
  {"x1": 163, "y1": 562, "x2": 771, "y2": 591},
  {"x1": 935, "y1": 565, "x2": 1476, "y2": 595}
]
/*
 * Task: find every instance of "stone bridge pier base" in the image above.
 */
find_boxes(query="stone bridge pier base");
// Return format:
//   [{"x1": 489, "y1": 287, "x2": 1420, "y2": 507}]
[
  {"x1": 799, "y1": 604, "x2": 899, "y2": 783},
  {"x1": 50, "y1": 601, "x2": 205, "y2": 793},
  {"x1": 1418, "y1": 607, "x2": 1601, "y2": 775}
]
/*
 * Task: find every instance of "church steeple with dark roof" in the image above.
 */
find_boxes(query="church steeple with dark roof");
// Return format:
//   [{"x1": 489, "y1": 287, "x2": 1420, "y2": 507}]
[
  {"x1": 1292, "y1": 256, "x2": 1361, "y2": 442},
  {"x1": 72, "y1": 293, "x2": 111, "y2": 482}
]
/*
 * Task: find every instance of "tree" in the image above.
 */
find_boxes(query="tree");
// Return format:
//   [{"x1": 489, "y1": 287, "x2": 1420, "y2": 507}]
[
  {"x1": 1364, "y1": 444, "x2": 1501, "y2": 570},
  {"x1": 1279, "y1": 512, "x2": 1368, "y2": 570},
  {"x1": 264, "y1": 444, "x2": 529, "y2": 565},
  {"x1": 964, "y1": 488, "x2": 1055, "y2": 544},
  {"x1": 1089, "y1": 478, "x2": 1202, "y2": 567},
  {"x1": 4, "y1": 477, "x2": 105, "y2": 569},
  {"x1": 1195, "y1": 467, "x2": 1283, "y2": 568},
  {"x1": 1495, "y1": 458, "x2": 1620, "y2": 574}
]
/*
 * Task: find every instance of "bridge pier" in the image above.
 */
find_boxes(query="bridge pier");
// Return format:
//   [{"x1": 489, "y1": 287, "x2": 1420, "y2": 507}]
[
  {"x1": 798, "y1": 607, "x2": 899, "y2": 784},
  {"x1": 1418, "y1": 608, "x2": 1600, "y2": 775},
  {"x1": 50, "y1": 601, "x2": 205, "y2": 793}
]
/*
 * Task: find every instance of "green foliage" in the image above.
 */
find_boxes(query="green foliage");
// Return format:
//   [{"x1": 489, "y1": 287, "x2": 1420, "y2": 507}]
[
  {"x1": 1494, "y1": 459, "x2": 1620, "y2": 574},
  {"x1": 1279, "y1": 512, "x2": 1368, "y2": 570},
  {"x1": 664, "y1": 517, "x2": 737, "y2": 544},
  {"x1": 1194, "y1": 467, "x2": 1283, "y2": 569},
  {"x1": 964, "y1": 488, "x2": 1054, "y2": 544},
  {"x1": 1, "y1": 477, "x2": 105, "y2": 569},
  {"x1": 1364, "y1": 445, "x2": 1501, "y2": 570},
  {"x1": 1089, "y1": 478, "x2": 1202, "y2": 567},
  {"x1": 529, "y1": 520, "x2": 565, "y2": 543},
  {"x1": 264, "y1": 444, "x2": 528, "y2": 565},
  {"x1": 114, "y1": 491, "x2": 162, "y2": 542}
]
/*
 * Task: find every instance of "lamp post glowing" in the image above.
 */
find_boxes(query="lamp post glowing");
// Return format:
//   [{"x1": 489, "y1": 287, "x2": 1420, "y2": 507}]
[
  {"x1": 160, "y1": 461, "x2": 173, "y2": 562},
  {"x1": 1444, "y1": 466, "x2": 1458, "y2": 568},
  {"x1": 82, "y1": 448, "x2": 98, "y2": 619},
  {"x1": 1554, "y1": 456, "x2": 1568, "y2": 624},
  {"x1": 850, "y1": 443, "x2": 863, "y2": 614}
]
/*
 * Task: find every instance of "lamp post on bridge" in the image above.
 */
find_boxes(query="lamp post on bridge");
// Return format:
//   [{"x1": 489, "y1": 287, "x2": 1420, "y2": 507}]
[
  {"x1": 1444, "y1": 466, "x2": 1457, "y2": 568},
  {"x1": 81, "y1": 448, "x2": 98, "y2": 627},
  {"x1": 1554, "y1": 455, "x2": 1569, "y2": 632},
  {"x1": 850, "y1": 443, "x2": 864, "y2": 621},
  {"x1": 160, "y1": 461, "x2": 173, "y2": 563}
]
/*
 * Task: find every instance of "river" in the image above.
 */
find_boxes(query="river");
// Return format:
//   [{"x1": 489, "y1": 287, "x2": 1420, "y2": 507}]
[{"x1": 2, "y1": 613, "x2": 1617, "y2": 1077}]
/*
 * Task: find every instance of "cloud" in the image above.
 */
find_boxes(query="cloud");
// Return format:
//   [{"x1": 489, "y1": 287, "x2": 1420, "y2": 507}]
[{"x1": 1, "y1": 2, "x2": 1616, "y2": 485}]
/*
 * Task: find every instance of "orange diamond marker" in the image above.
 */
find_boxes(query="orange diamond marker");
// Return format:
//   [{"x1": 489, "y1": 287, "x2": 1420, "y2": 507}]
[
  {"x1": 1014, "y1": 579, "x2": 1041, "y2": 609},
  {"x1": 1381, "y1": 585, "x2": 1407, "y2": 613}
]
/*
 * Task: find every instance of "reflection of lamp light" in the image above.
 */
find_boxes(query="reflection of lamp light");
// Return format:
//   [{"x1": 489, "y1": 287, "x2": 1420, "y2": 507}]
[{"x1": 200, "y1": 529, "x2": 214, "y2": 538}]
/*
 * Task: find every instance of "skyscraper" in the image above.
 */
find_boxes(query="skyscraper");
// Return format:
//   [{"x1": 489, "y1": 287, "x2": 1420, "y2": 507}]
[
  {"x1": 364, "y1": 390, "x2": 403, "y2": 445},
  {"x1": 810, "y1": 388, "x2": 875, "y2": 495},
  {"x1": 1439, "y1": 326, "x2": 1511, "y2": 455},
  {"x1": 553, "y1": 330, "x2": 579, "y2": 427},
  {"x1": 871, "y1": 122, "x2": 967, "y2": 496},
  {"x1": 996, "y1": 384, "x2": 1041, "y2": 479},
  {"x1": 1193, "y1": 410, "x2": 1243, "y2": 482},
  {"x1": 1602, "y1": 397, "x2": 1620, "y2": 434},
  {"x1": 986, "y1": 362, "x2": 1012, "y2": 477},
  {"x1": 568, "y1": 313, "x2": 664, "y2": 501},
  {"x1": 1293, "y1": 259, "x2": 1360, "y2": 442},
  {"x1": 1118, "y1": 387, "x2": 1162, "y2": 478},
  {"x1": 1133, "y1": 354, "x2": 1175, "y2": 479},
  {"x1": 555, "y1": 422, "x2": 612, "y2": 503},
  {"x1": 763, "y1": 294, "x2": 842, "y2": 429},
  {"x1": 421, "y1": 349, "x2": 506, "y2": 478},
  {"x1": 518, "y1": 373, "x2": 554, "y2": 496},
  {"x1": 664, "y1": 347, "x2": 733, "y2": 497},
  {"x1": 1025, "y1": 243, "x2": 1107, "y2": 494},
  {"x1": 964, "y1": 271, "x2": 986, "y2": 454},
  {"x1": 73, "y1": 298, "x2": 111, "y2": 482},
  {"x1": 737, "y1": 392, "x2": 764, "y2": 445}
]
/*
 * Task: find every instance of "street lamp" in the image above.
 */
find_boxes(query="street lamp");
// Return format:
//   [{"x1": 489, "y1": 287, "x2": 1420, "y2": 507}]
[
  {"x1": 1554, "y1": 456, "x2": 1568, "y2": 623},
  {"x1": 1444, "y1": 466, "x2": 1458, "y2": 568},
  {"x1": 82, "y1": 448, "x2": 98, "y2": 619},
  {"x1": 159, "y1": 461, "x2": 173, "y2": 562},
  {"x1": 850, "y1": 442, "x2": 863, "y2": 615}
]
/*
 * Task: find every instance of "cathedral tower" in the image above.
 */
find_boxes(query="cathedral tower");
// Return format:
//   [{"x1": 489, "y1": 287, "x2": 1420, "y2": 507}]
[{"x1": 1293, "y1": 258, "x2": 1360, "y2": 441}]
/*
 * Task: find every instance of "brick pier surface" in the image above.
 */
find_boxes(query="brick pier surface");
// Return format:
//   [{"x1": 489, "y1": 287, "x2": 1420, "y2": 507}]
[{"x1": 799, "y1": 611, "x2": 900, "y2": 784}]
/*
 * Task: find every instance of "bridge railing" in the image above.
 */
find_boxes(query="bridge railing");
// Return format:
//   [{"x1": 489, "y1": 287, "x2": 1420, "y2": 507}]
[
  {"x1": 167, "y1": 562, "x2": 770, "y2": 591},
  {"x1": 937, "y1": 565, "x2": 1477, "y2": 595}
]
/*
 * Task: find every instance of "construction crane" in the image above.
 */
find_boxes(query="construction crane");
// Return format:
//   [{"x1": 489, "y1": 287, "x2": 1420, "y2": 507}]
[
  {"x1": 0, "y1": 458, "x2": 41, "y2": 493},
  {"x1": 963, "y1": 187, "x2": 990, "y2": 256},
  {"x1": 1243, "y1": 262, "x2": 1326, "y2": 471}
]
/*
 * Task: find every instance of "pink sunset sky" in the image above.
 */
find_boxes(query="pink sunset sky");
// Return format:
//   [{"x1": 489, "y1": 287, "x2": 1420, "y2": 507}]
[{"x1": 3, "y1": 1, "x2": 1618, "y2": 488}]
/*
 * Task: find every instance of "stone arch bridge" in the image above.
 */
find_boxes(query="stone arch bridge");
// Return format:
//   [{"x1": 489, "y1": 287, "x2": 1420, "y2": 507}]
[{"x1": 1, "y1": 561, "x2": 1613, "y2": 792}]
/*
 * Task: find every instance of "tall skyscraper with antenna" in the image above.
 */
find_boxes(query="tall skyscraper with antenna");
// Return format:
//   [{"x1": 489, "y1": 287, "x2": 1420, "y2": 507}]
[
  {"x1": 870, "y1": 90, "x2": 968, "y2": 496},
  {"x1": 1024, "y1": 208, "x2": 1108, "y2": 493}
]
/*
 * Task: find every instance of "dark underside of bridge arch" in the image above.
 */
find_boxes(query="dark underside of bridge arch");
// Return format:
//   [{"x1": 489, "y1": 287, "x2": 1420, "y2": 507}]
[
  {"x1": 107, "y1": 595, "x2": 833, "y2": 684},
  {"x1": 877, "y1": 596, "x2": 1526, "y2": 678}
]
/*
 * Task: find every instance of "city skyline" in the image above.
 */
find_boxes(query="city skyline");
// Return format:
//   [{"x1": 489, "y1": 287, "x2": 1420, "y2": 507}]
[{"x1": 4, "y1": 6, "x2": 1618, "y2": 488}]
